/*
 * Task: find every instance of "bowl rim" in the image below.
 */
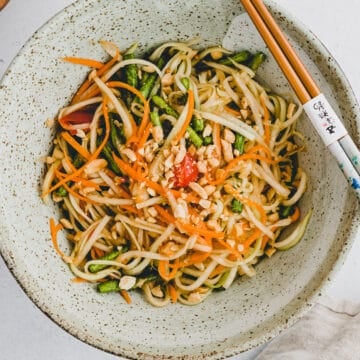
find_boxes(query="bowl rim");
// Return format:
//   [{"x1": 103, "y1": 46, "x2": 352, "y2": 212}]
[{"x1": 0, "y1": 0, "x2": 359, "y2": 359}]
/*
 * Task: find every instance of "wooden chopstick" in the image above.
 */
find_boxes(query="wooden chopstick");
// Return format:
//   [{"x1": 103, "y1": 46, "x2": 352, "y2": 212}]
[
  {"x1": 239, "y1": 0, "x2": 311, "y2": 104},
  {"x1": 240, "y1": 0, "x2": 360, "y2": 198},
  {"x1": 250, "y1": 0, "x2": 321, "y2": 99}
]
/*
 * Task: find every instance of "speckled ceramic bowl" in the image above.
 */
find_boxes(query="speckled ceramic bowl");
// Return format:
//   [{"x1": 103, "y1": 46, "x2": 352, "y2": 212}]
[{"x1": 0, "y1": 0, "x2": 359, "y2": 359}]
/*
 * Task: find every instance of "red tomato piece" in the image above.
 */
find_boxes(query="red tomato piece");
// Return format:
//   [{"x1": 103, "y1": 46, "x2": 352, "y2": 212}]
[
  {"x1": 59, "y1": 111, "x2": 93, "y2": 133},
  {"x1": 173, "y1": 153, "x2": 199, "y2": 188}
]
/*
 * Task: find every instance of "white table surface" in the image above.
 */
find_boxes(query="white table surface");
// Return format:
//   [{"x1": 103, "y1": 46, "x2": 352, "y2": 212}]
[{"x1": 0, "y1": 0, "x2": 359, "y2": 359}]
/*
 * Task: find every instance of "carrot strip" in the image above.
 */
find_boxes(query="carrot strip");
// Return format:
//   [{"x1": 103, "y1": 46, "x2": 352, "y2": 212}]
[
  {"x1": 290, "y1": 206, "x2": 300, "y2": 222},
  {"x1": 154, "y1": 205, "x2": 176, "y2": 224},
  {"x1": 42, "y1": 98, "x2": 110, "y2": 196},
  {"x1": 94, "y1": 247, "x2": 105, "y2": 258},
  {"x1": 71, "y1": 48, "x2": 120, "y2": 104},
  {"x1": 62, "y1": 57, "x2": 104, "y2": 69},
  {"x1": 212, "y1": 122, "x2": 222, "y2": 158},
  {"x1": 106, "y1": 81, "x2": 150, "y2": 138},
  {"x1": 49, "y1": 218, "x2": 65, "y2": 258},
  {"x1": 210, "y1": 265, "x2": 226, "y2": 278},
  {"x1": 207, "y1": 153, "x2": 276, "y2": 186},
  {"x1": 71, "y1": 277, "x2": 89, "y2": 283},
  {"x1": 242, "y1": 228, "x2": 262, "y2": 249},
  {"x1": 113, "y1": 153, "x2": 165, "y2": 195},
  {"x1": 176, "y1": 221, "x2": 224, "y2": 239},
  {"x1": 158, "y1": 259, "x2": 179, "y2": 281},
  {"x1": 247, "y1": 144, "x2": 272, "y2": 157},
  {"x1": 176, "y1": 251, "x2": 211, "y2": 268},
  {"x1": 214, "y1": 238, "x2": 240, "y2": 257},
  {"x1": 224, "y1": 105, "x2": 241, "y2": 116},
  {"x1": 61, "y1": 132, "x2": 91, "y2": 160},
  {"x1": 57, "y1": 175, "x2": 99, "y2": 204},
  {"x1": 168, "y1": 284, "x2": 178, "y2": 303},
  {"x1": 120, "y1": 289, "x2": 132, "y2": 304},
  {"x1": 137, "y1": 122, "x2": 153, "y2": 150},
  {"x1": 173, "y1": 90, "x2": 194, "y2": 143}
]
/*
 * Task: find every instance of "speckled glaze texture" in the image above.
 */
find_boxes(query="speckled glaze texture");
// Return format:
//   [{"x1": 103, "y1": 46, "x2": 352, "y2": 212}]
[{"x1": 0, "y1": 0, "x2": 359, "y2": 359}]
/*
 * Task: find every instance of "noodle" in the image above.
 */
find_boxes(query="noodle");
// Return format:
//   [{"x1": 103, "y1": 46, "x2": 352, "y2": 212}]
[{"x1": 42, "y1": 40, "x2": 310, "y2": 306}]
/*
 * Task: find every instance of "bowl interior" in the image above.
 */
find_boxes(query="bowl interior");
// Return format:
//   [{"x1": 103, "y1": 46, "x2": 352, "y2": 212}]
[{"x1": 0, "y1": 0, "x2": 359, "y2": 359}]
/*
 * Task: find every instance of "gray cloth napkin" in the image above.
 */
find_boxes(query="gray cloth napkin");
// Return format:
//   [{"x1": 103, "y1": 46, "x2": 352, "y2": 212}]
[{"x1": 255, "y1": 296, "x2": 360, "y2": 360}]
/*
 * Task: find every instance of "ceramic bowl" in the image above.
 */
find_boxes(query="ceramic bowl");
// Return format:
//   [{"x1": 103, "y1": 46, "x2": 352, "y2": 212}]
[{"x1": 0, "y1": 0, "x2": 359, "y2": 359}]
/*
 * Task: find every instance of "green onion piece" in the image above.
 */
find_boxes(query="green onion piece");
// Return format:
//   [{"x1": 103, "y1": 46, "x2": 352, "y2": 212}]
[
  {"x1": 101, "y1": 143, "x2": 121, "y2": 175},
  {"x1": 150, "y1": 111, "x2": 161, "y2": 126},
  {"x1": 89, "y1": 250, "x2": 121, "y2": 273},
  {"x1": 203, "y1": 136, "x2": 213, "y2": 145},
  {"x1": 279, "y1": 205, "x2": 294, "y2": 219},
  {"x1": 231, "y1": 199, "x2": 243, "y2": 214},
  {"x1": 97, "y1": 280, "x2": 119, "y2": 293},
  {"x1": 249, "y1": 52, "x2": 267, "y2": 72},
  {"x1": 234, "y1": 133, "x2": 245, "y2": 154},
  {"x1": 187, "y1": 126, "x2": 203, "y2": 148},
  {"x1": 192, "y1": 117, "x2": 204, "y2": 132},
  {"x1": 139, "y1": 57, "x2": 165, "y2": 100},
  {"x1": 151, "y1": 95, "x2": 179, "y2": 117},
  {"x1": 180, "y1": 77, "x2": 190, "y2": 90},
  {"x1": 55, "y1": 186, "x2": 68, "y2": 197},
  {"x1": 219, "y1": 50, "x2": 251, "y2": 66}
]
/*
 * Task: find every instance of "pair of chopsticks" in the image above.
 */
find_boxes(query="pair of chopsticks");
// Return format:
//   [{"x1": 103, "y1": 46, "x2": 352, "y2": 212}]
[{"x1": 240, "y1": 0, "x2": 360, "y2": 199}]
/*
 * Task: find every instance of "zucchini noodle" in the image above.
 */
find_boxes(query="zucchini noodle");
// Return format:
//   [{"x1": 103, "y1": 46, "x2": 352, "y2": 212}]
[{"x1": 43, "y1": 40, "x2": 310, "y2": 306}]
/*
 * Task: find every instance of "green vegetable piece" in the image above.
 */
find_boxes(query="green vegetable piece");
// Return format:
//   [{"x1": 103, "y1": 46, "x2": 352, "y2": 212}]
[
  {"x1": 150, "y1": 111, "x2": 161, "y2": 126},
  {"x1": 151, "y1": 95, "x2": 179, "y2": 117},
  {"x1": 97, "y1": 280, "x2": 119, "y2": 293},
  {"x1": 139, "y1": 57, "x2": 165, "y2": 99},
  {"x1": 192, "y1": 117, "x2": 204, "y2": 132},
  {"x1": 219, "y1": 50, "x2": 251, "y2": 66},
  {"x1": 89, "y1": 250, "x2": 121, "y2": 273},
  {"x1": 249, "y1": 52, "x2": 267, "y2": 72},
  {"x1": 180, "y1": 77, "x2": 190, "y2": 90},
  {"x1": 73, "y1": 154, "x2": 84, "y2": 169},
  {"x1": 279, "y1": 205, "x2": 294, "y2": 219},
  {"x1": 187, "y1": 126, "x2": 203, "y2": 148},
  {"x1": 55, "y1": 186, "x2": 68, "y2": 197},
  {"x1": 203, "y1": 136, "x2": 213, "y2": 145},
  {"x1": 101, "y1": 143, "x2": 122, "y2": 175},
  {"x1": 231, "y1": 199, "x2": 243, "y2": 214},
  {"x1": 234, "y1": 133, "x2": 245, "y2": 154},
  {"x1": 124, "y1": 43, "x2": 139, "y2": 89},
  {"x1": 109, "y1": 115, "x2": 124, "y2": 153}
]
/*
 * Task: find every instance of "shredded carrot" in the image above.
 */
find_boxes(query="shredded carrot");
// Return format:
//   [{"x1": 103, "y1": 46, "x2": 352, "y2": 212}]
[
  {"x1": 173, "y1": 90, "x2": 194, "y2": 143},
  {"x1": 168, "y1": 284, "x2": 178, "y2": 303},
  {"x1": 154, "y1": 205, "x2": 176, "y2": 224},
  {"x1": 106, "y1": 81, "x2": 150, "y2": 139},
  {"x1": 224, "y1": 105, "x2": 241, "y2": 116},
  {"x1": 71, "y1": 277, "x2": 89, "y2": 283},
  {"x1": 113, "y1": 153, "x2": 165, "y2": 195},
  {"x1": 120, "y1": 289, "x2": 132, "y2": 304},
  {"x1": 71, "y1": 47, "x2": 120, "y2": 104},
  {"x1": 94, "y1": 247, "x2": 105, "y2": 258},
  {"x1": 207, "y1": 152, "x2": 276, "y2": 186},
  {"x1": 90, "y1": 248, "x2": 97, "y2": 259},
  {"x1": 176, "y1": 251, "x2": 211, "y2": 268},
  {"x1": 210, "y1": 265, "x2": 226, "y2": 278},
  {"x1": 61, "y1": 131, "x2": 91, "y2": 160},
  {"x1": 290, "y1": 206, "x2": 300, "y2": 222},
  {"x1": 62, "y1": 56, "x2": 104, "y2": 69},
  {"x1": 158, "y1": 259, "x2": 179, "y2": 281},
  {"x1": 43, "y1": 98, "x2": 110, "y2": 197},
  {"x1": 120, "y1": 204, "x2": 142, "y2": 216},
  {"x1": 214, "y1": 238, "x2": 241, "y2": 257},
  {"x1": 61, "y1": 181, "x2": 99, "y2": 205},
  {"x1": 212, "y1": 122, "x2": 222, "y2": 158},
  {"x1": 261, "y1": 97, "x2": 271, "y2": 145},
  {"x1": 137, "y1": 122, "x2": 153, "y2": 150},
  {"x1": 176, "y1": 221, "x2": 224, "y2": 239},
  {"x1": 49, "y1": 218, "x2": 65, "y2": 258},
  {"x1": 242, "y1": 228, "x2": 262, "y2": 249},
  {"x1": 247, "y1": 144, "x2": 272, "y2": 157}
]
